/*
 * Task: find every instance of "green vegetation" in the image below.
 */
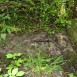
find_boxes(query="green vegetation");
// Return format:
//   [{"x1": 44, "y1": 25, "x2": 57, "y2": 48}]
[
  {"x1": 0, "y1": 51, "x2": 63, "y2": 77},
  {"x1": 68, "y1": 73, "x2": 76, "y2": 77},
  {"x1": 0, "y1": 0, "x2": 77, "y2": 77},
  {"x1": 0, "y1": 51, "x2": 76, "y2": 77},
  {"x1": 67, "y1": 19, "x2": 77, "y2": 45},
  {"x1": 4, "y1": 68, "x2": 25, "y2": 77},
  {"x1": 0, "y1": 0, "x2": 75, "y2": 37}
]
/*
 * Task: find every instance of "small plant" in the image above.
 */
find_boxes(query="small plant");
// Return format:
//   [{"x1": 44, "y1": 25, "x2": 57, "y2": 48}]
[
  {"x1": 6, "y1": 53, "x2": 22, "y2": 59},
  {"x1": 6, "y1": 53, "x2": 24, "y2": 69},
  {"x1": 0, "y1": 33, "x2": 7, "y2": 40},
  {"x1": 0, "y1": 53, "x2": 25, "y2": 77},
  {"x1": 4, "y1": 68, "x2": 25, "y2": 77}
]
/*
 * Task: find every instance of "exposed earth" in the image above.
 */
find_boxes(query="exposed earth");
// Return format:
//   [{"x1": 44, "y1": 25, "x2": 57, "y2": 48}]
[{"x1": 0, "y1": 31, "x2": 77, "y2": 77}]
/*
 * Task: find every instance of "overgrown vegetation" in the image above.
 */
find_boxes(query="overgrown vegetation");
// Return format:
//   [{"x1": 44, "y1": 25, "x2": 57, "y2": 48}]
[
  {"x1": 0, "y1": 0, "x2": 77, "y2": 77},
  {"x1": 0, "y1": 0, "x2": 75, "y2": 37}
]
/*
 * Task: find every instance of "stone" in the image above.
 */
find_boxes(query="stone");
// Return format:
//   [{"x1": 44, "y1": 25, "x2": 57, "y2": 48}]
[{"x1": 0, "y1": 32, "x2": 75, "y2": 56}]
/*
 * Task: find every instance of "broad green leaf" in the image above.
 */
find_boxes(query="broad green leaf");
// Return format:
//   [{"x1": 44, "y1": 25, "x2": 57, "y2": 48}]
[
  {"x1": 8, "y1": 69, "x2": 12, "y2": 75},
  {"x1": 17, "y1": 53, "x2": 22, "y2": 56},
  {"x1": 15, "y1": 59, "x2": 23, "y2": 66},
  {"x1": 6, "y1": 54, "x2": 13, "y2": 58},
  {"x1": 1, "y1": 34, "x2": 6, "y2": 40},
  {"x1": 18, "y1": 59, "x2": 23, "y2": 63},
  {"x1": 0, "y1": 75, "x2": 2, "y2": 77},
  {"x1": 13, "y1": 53, "x2": 18, "y2": 59},
  {"x1": 0, "y1": 68, "x2": 2, "y2": 71},
  {"x1": 4, "y1": 74, "x2": 8, "y2": 77},
  {"x1": 12, "y1": 68, "x2": 18, "y2": 75},
  {"x1": 16, "y1": 71, "x2": 25, "y2": 76}
]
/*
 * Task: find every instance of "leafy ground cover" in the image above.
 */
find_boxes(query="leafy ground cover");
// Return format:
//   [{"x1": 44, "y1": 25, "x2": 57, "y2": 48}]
[
  {"x1": 0, "y1": 49, "x2": 76, "y2": 77},
  {"x1": 0, "y1": 0, "x2": 75, "y2": 39}
]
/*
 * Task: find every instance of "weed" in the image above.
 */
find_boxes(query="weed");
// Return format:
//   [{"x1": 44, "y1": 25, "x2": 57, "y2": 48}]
[
  {"x1": 4, "y1": 68, "x2": 25, "y2": 77},
  {"x1": 0, "y1": 50, "x2": 65, "y2": 76}
]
